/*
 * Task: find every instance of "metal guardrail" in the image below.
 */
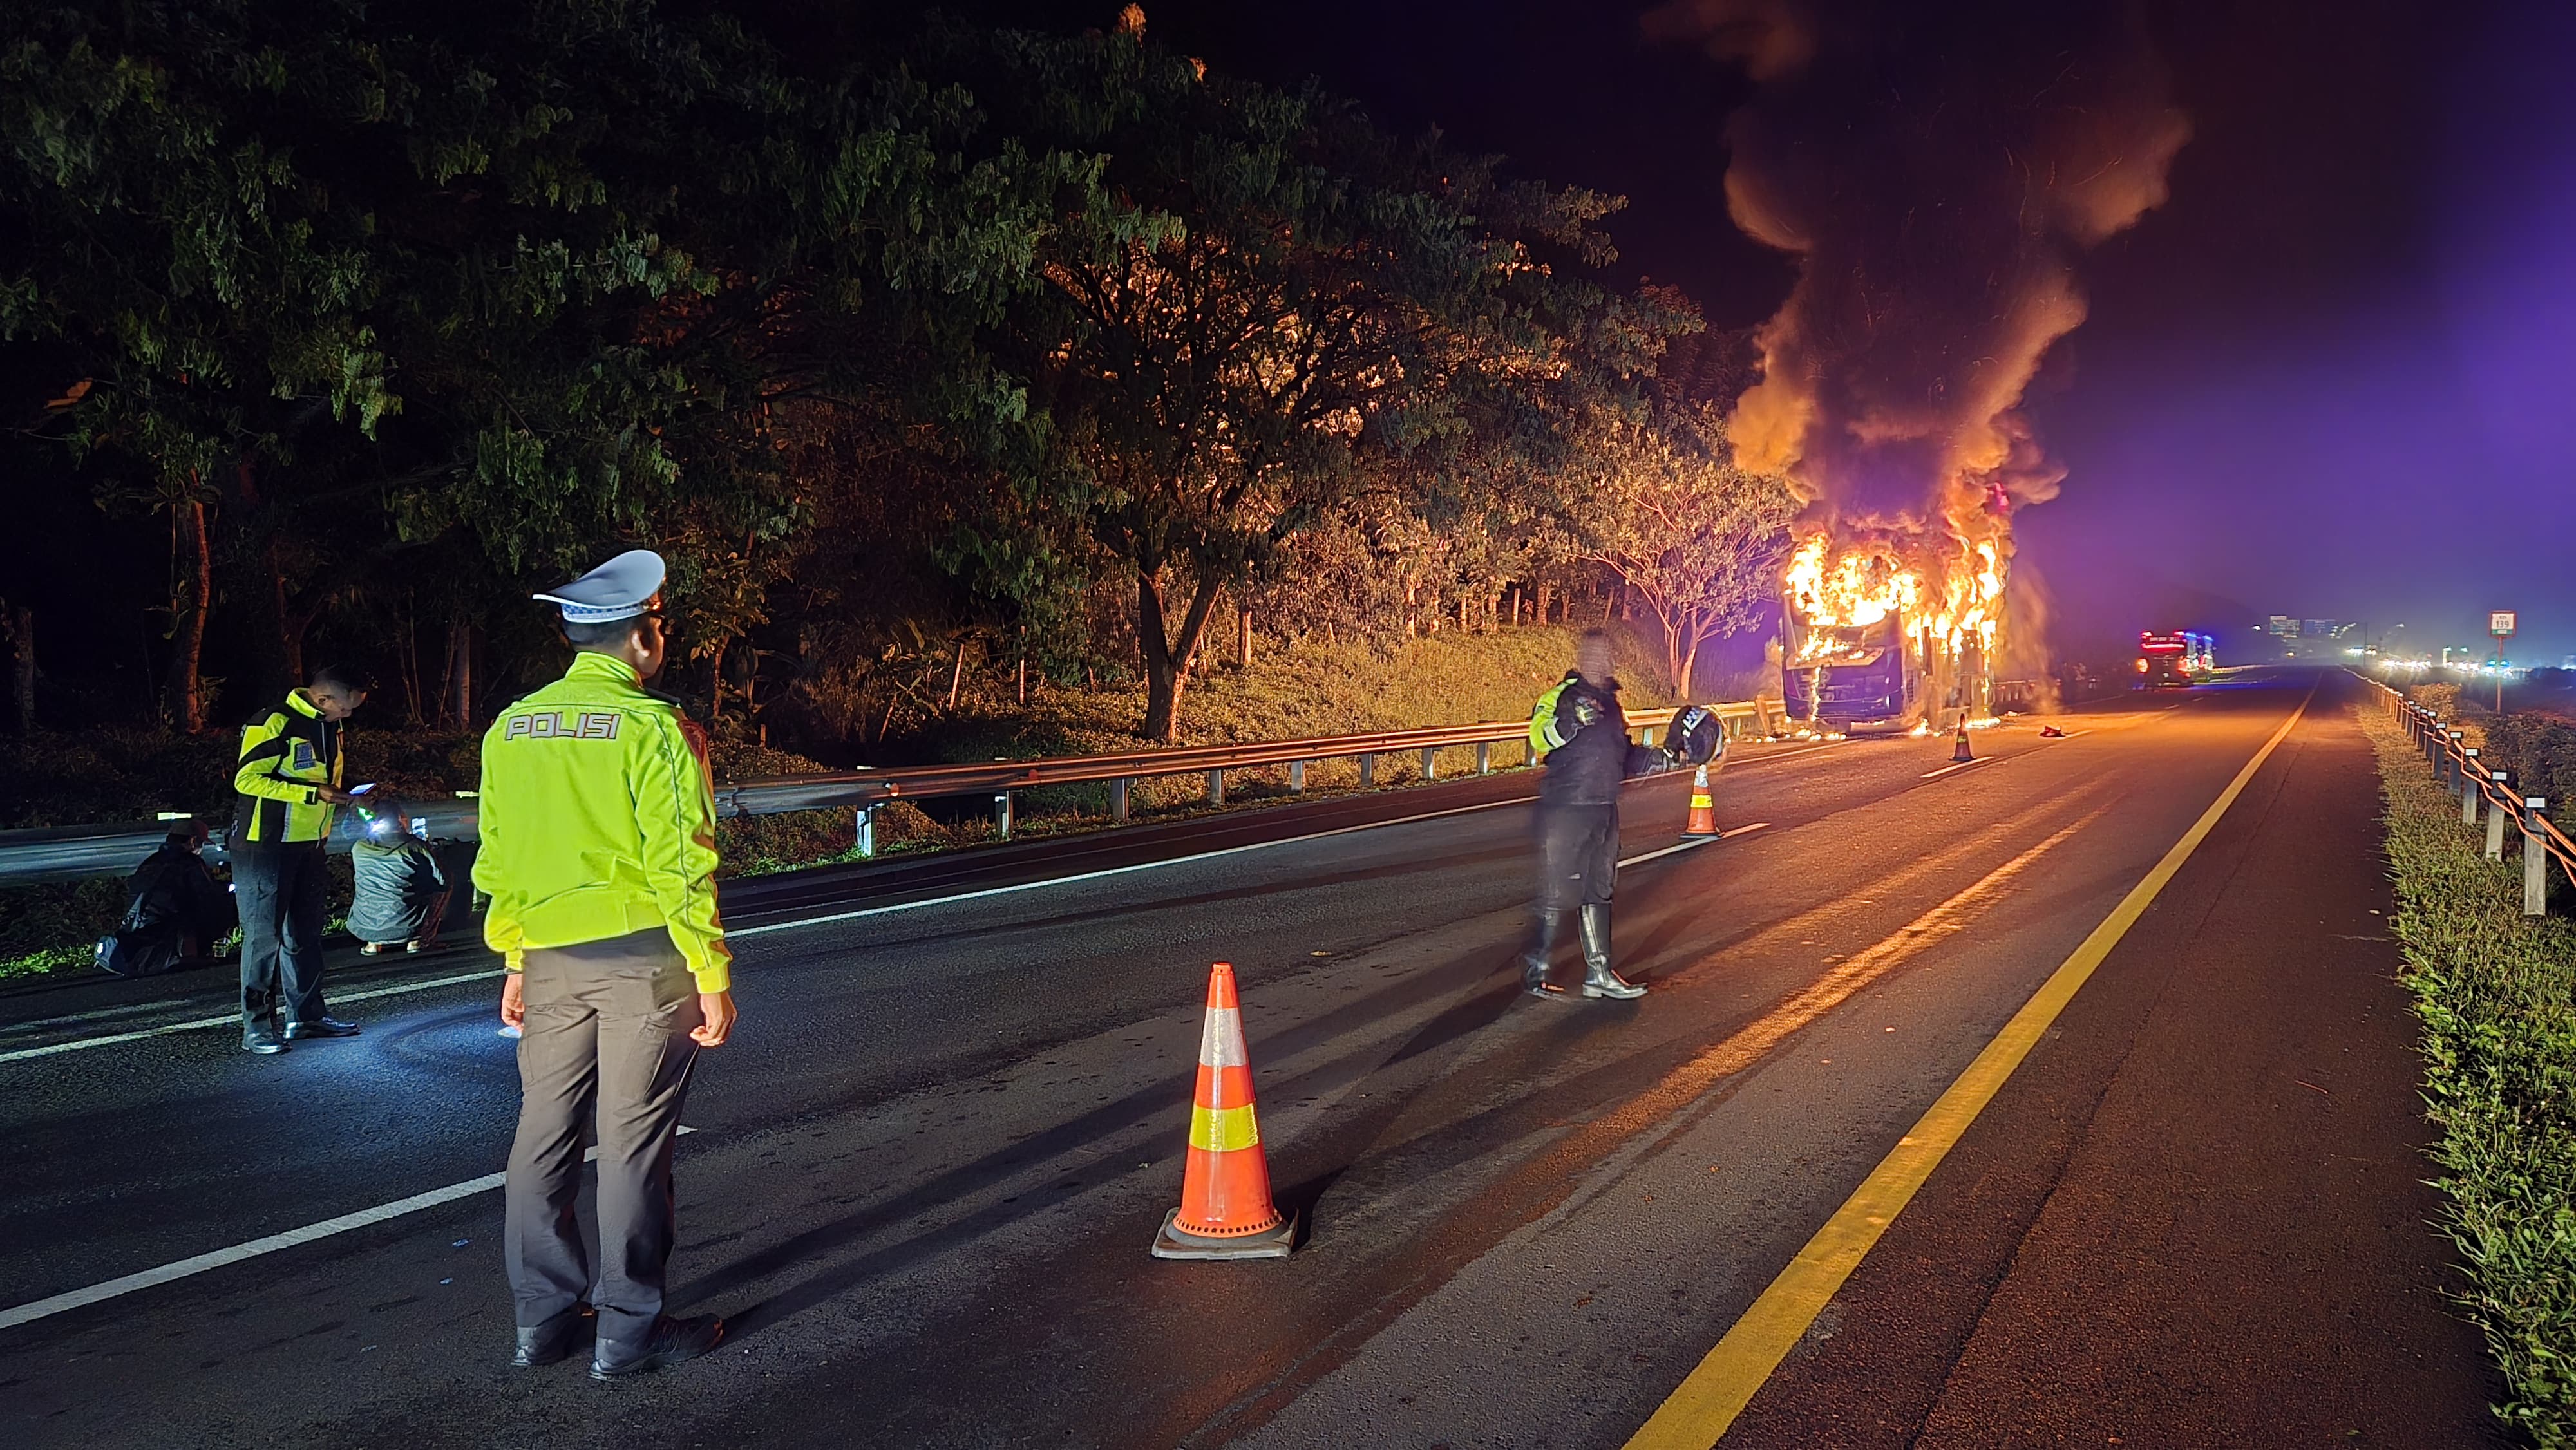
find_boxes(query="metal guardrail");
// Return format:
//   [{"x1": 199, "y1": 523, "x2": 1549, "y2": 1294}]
[
  {"x1": 0, "y1": 699, "x2": 1781, "y2": 885},
  {"x1": 2367, "y1": 675, "x2": 2576, "y2": 914}
]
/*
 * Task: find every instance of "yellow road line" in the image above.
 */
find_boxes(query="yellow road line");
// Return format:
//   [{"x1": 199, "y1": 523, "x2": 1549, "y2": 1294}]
[{"x1": 1622, "y1": 684, "x2": 2315, "y2": 1450}]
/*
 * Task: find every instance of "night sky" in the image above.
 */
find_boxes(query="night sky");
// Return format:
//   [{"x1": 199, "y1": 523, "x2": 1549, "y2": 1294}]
[{"x1": 959, "y1": 0, "x2": 2576, "y2": 665}]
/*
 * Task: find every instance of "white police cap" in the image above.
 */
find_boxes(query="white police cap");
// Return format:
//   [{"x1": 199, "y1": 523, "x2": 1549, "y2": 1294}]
[{"x1": 533, "y1": 549, "x2": 666, "y2": 624}]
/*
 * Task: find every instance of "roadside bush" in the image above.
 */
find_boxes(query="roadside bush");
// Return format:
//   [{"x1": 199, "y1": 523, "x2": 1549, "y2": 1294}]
[
  {"x1": 2412, "y1": 681, "x2": 2463, "y2": 719},
  {"x1": 2479, "y1": 713, "x2": 2576, "y2": 835},
  {"x1": 2365, "y1": 707, "x2": 2576, "y2": 1447}
]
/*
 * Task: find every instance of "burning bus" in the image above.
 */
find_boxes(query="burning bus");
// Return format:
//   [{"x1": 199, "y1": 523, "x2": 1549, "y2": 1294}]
[{"x1": 1782, "y1": 534, "x2": 1998, "y2": 735}]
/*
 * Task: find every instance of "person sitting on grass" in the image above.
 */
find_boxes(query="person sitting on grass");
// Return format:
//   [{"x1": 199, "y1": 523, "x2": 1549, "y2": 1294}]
[{"x1": 348, "y1": 798, "x2": 451, "y2": 954}]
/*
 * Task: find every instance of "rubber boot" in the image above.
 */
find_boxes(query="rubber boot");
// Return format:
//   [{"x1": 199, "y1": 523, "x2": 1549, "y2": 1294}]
[
  {"x1": 1522, "y1": 909, "x2": 1569, "y2": 999},
  {"x1": 1578, "y1": 903, "x2": 1645, "y2": 999}
]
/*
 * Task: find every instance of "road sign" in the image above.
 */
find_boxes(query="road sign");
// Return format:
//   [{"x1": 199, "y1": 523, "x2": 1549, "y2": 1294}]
[{"x1": 2491, "y1": 610, "x2": 2517, "y2": 639}]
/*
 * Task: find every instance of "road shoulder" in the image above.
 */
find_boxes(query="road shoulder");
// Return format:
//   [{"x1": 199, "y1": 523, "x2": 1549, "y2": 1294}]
[{"x1": 1721, "y1": 678, "x2": 2504, "y2": 1448}]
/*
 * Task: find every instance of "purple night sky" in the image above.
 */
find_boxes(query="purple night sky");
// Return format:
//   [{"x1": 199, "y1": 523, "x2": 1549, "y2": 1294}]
[{"x1": 2023, "y1": 0, "x2": 2576, "y2": 664}]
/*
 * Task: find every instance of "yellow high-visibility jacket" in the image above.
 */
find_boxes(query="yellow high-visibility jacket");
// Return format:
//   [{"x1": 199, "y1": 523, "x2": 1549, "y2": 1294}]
[
  {"x1": 472, "y1": 652, "x2": 732, "y2": 991},
  {"x1": 232, "y1": 690, "x2": 343, "y2": 846}
]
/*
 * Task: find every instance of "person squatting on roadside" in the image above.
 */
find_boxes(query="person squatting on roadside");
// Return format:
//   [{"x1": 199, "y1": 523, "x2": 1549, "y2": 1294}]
[
  {"x1": 230, "y1": 666, "x2": 370, "y2": 1053},
  {"x1": 1522, "y1": 630, "x2": 1686, "y2": 1001},
  {"x1": 347, "y1": 798, "x2": 451, "y2": 954},
  {"x1": 477, "y1": 548, "x2": 738, "y2": 1380},
  {"x1": 98, "y1": 823, "x2": 234, "y2": 977}
]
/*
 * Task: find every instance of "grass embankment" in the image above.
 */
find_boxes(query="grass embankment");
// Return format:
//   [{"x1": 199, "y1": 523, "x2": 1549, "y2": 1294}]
[
  {"x1": 2363, "y1": 703, "x2": 2576, "y2": 1445},
  {"x1": 2, "y1": 624, "x2": 1680, "y2": 977}
]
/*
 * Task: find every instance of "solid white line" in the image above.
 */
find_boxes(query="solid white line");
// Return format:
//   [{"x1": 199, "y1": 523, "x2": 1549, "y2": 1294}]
[
  {"x1": 4, "y1": 744, "x2": 1845, "y2": 1059},
  {"x1": 1918, "y1": 757, "x2": 1996, "y2": 780},
  {"x1": 1618, "y1": 822, "x2": 1772, "y2": 869},
  {"x1": 0, "y1": 1129, "x2": 693, "y2": 1331},
  {"x1": 0, "y1": 970, "x2": 506, "y2": 1065},
  {"x1": 730, "y1": 795, "x2": 1537, "y2": 938}
]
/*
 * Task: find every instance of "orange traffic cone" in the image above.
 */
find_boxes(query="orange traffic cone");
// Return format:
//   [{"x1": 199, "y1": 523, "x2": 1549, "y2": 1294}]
[
  {"x1": 1153, "y1": 962, "x2": 1297, "y2": 1259},
  {"x1": 1682, "y1": 763, "x2": 1719, "y2": 837},
  {"x1": 1952, "y1": 722, "x2": 1975, "y2": 762}
]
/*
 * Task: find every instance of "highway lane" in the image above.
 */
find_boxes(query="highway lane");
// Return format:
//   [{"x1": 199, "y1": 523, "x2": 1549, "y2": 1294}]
[{"x1": 3, "y1": 684, "x2": 2249, "y2": 1448}]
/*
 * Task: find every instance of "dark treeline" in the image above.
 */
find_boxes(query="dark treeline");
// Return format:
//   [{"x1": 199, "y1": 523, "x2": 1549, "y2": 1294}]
[{"x1": 0, "y1": 0, "x2": 1790, "y2": 754}]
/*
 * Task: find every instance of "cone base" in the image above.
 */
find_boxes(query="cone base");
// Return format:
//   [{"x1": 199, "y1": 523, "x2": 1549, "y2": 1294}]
[
  {"x1": 1681, "y1": 822, "x2": 1721, "y2": 838},
  {"x1": 1151, "y1": 1207, "x2": 1298, "y2": 1260}
]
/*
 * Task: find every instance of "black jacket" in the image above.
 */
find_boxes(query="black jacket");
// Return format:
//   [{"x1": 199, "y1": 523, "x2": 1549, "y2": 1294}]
[
  {"x1": 1530, "y1": 672, "x2": 1665, "y2": 806},
  {"x1": 100, "y1": 844, "x2": 234, "y2": 976}
]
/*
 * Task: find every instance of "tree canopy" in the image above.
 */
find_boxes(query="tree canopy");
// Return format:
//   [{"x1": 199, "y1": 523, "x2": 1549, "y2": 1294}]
[{"x1": 0, "y1": 1, "x2": 1792, "y2": 748}]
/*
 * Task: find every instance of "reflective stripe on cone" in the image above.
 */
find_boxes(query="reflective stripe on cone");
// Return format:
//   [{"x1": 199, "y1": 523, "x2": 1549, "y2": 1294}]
[
  {"x1": 1682, "y1": 764, "x2": 1720, "y2": 838},
  {"x1": 1154, "y1": 962, "x2": 1297, "y2": 1259}
]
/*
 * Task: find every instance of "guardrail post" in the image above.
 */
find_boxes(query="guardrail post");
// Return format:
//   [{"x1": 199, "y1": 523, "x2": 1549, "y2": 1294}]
[
  {"x1": 1475, "y1": 740, "x2": 1491, "y2": 775},
  {"x1": 2461, "y1": 748, "x2": 2481, "y2": 824},
  {"x1": 1359, "y1": 753, "x2": 1376, "y2": 788},
  {"x1": 1111, "y1": 777, "x2": 1130, "y2": 825},
  {"x1": 2525, "y1": 796, "x2": 2550, "y2": 916},
  {"x1": 1420, "y1": 748, "x2": 1438, "y2": 782},
  {"x1": 996, "y1": 790, "x2": 1014, "y2": 840},
  {"x1": 2446, "y1": 732, "x2": 2466, "y2": 787},
  {"x1": 2486, "y1": 771, "x2": 2511, "y2": 859},
  {"x1": 855, "y1": 804, "x2": 876, "y2": 860},
  {"x1": 1289, "y1": 760, "x2": 1305, "y2": 793},
  {"x1": 1207, "y1": 769, "x2": 1226, "y2": 806}
]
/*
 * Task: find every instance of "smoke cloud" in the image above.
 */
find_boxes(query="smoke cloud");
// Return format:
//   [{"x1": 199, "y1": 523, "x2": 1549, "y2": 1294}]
[{"x1": 1647, "y1": 0, "x2": 2190, "y2": 545}]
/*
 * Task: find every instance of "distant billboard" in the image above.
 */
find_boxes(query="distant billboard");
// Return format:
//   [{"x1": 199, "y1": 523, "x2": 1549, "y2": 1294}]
[{"x1": 2268, "y1": 616, "x2": 2293, "y2": 638}]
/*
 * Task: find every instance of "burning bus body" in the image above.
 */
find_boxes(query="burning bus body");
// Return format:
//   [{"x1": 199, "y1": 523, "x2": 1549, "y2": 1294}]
[
  {"x1": 1782, "y1": 533, "x2": 2002, "y2": 735},
  {"x1": 1658, "y1": 0, "x2": 2191, "y2": 748}
]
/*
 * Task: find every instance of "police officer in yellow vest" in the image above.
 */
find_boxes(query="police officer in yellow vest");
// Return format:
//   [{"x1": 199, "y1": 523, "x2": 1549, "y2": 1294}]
[
  {"x1": 478, "y1": 549, "x2": 737, "y2": 1379},
  {"x1": 231, "y1": 665, "x2": 370, "y2": 1053}
]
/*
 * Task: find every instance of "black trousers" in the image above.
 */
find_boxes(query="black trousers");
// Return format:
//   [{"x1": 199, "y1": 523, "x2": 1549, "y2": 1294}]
[
  {"x1": 233, "y1": 844, "x2": 329, "y2": 1028},
  {"x1": 506, "y1": 929, "x2": 703, "y2": 1352},
  {"x1": 1535, "y1": 802, "x2": 1618, "y2": 911}
]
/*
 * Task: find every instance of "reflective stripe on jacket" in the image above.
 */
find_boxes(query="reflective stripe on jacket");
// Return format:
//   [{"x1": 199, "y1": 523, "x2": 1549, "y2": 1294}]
[
  {"x1": 471, "y1": 652, "x2": 732, "y2": 991},
  {"x1": 1530, "y1": 671, "x2": 1655, "y2": 806},
  {"x1": 231, "y1": 690, "x2": 341, "y2": 845}
]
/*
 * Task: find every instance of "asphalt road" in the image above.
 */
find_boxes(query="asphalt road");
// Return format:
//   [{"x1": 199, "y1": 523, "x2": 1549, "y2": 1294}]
[{"x1": 0, "y1": 670, "x2": 2494, "y2": 1447}]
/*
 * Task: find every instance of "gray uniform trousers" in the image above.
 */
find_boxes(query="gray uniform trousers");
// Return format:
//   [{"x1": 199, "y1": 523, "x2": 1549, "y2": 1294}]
[{"x1": 504, "y1": 928, "x2": 703, "y2": 1352}]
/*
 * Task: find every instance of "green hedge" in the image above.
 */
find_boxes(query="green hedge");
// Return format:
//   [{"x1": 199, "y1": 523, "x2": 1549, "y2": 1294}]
[{"x1": 2367, "y1": 706, "x2": 2576, "y2": 1445}]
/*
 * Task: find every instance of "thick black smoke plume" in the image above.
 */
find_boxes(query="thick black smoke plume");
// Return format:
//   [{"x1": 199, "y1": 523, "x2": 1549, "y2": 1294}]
[{"x1": 1647, "y1": 0, "x2": 2190, "y2": 544}]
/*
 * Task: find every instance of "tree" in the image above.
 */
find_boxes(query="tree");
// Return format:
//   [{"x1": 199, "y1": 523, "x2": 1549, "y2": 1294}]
[
  {"x1": 944, "y1": 20, "x2": 1663, "y2": 739},
  {"x1": 1575, "y1": 399, "x2": 1797, "y2": 699}
]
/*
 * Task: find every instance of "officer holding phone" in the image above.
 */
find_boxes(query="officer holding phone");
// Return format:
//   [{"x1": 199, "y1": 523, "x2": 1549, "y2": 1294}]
[{"x1": 229, "y1": 665, "x2": 371, "y2": 1053}]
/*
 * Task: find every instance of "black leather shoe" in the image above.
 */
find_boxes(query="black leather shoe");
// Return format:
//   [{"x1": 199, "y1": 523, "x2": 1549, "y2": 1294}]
[
  {"x1": 513, "y1": 1306, "x2": 592, "y2": 1368},
  {"x1": 242, "y1": 1028, "x2": 289, "y2": 1055},
  {"x1": 591, "y1": 1314, "x2": 724, "y2": 1380},
  {"x1": 285, "y1": 1017, "x2": 361, "y2": 1039},
  {"x1": 1578, "y1": 903, "x2": 1646, "y2": 1000}
]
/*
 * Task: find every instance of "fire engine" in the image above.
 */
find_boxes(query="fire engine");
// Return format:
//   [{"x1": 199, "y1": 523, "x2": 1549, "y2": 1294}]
[{"x1": 2135, "y1": 630, "x2": 2211, "y2": 688}]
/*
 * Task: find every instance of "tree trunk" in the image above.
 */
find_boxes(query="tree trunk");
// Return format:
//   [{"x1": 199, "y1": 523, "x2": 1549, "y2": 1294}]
[
  {"x1": 443, "y1": 616, "x2": 474, "y2": 727},
  {"x1": 164, "y1": 495, "x2": 211, "y2": 733},
  {"x1": 707, "y1": 639, "x2": 728, "y2": 722},
  {"x1": 1238, "y1": 609, "x2": 1255, "y2": 670},
  {"x1": 397, "y1": 598, "x2": 424, "y2": 725},
  {"x1": 1137, "y1": 567, "x2": 1222, "y2": 742},
  {"x1": 265, "y1": 538, "x2": 311, "y2": 691},
  {"x1": 3, "y1": 601, "x2": 33, "y2": 733},
  {"x1": 1537, "y1": 582, "x2": 1554, "y2": 626}
]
